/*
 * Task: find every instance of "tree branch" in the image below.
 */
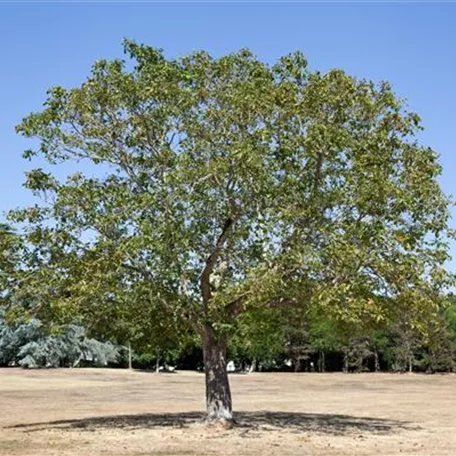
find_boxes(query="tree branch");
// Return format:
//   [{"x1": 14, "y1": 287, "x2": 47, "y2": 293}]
[
  {"x1": 224, "y1": 290, "x2": 252, "y2": 317},
  {"x1": 267, "y1": 297, "x2": 297, "y2": 308},
  {"x1": 200, "y1": 217, "x2": 234, "y2": 308}
]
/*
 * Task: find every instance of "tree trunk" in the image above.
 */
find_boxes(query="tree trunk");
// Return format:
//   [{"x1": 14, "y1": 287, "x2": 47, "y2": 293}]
[
  {"x1": 374, "y1": 350, "x2": 380, "y2": 372},
  {"x1": 408, "y1": 356, "x2": 413, "y2": 373},
  {"x1": 343, "y1": 351, "x2": 349, "y2": 373},
  {"x1": 294, "y1": 358, "x2": 302, "y2": 372},
  {"x1": 358, "y1": 354, "x2": 364, "y2": 373},
  {"x1": 248, "y1": 358, "x2": 257, "y2": 373},
  {"x1": 72, "y1": 354, "x2": 82, "y2": 368},
  {"x1": 155, "y1": 349, "x2": 160, "y2": 373},
  {"x1": 128, "y1": 342, "x2": 133, "y2": 370},
  {"x1": 203, "y1": 327, "x2": 233, "y2": 424}
]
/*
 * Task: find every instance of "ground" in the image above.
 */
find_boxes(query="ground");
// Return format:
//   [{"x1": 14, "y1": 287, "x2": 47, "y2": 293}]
[{"x1": 0, "y1": 369, "x2": 455, "y2": 456}]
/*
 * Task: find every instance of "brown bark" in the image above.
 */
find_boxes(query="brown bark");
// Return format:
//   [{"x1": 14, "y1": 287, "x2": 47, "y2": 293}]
[
  {"x1": 198, "y1": 219, "x2": 235, "y2": 424},
  {"x1": 200, "y1": 217, "x2": 234, "y2": 308},
  {"x1": 203, "y1": 327, "x2": 233, "y2": 424}
]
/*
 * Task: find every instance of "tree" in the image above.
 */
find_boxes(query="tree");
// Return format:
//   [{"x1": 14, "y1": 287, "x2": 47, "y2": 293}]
[
  {"x1": 445, "y1": 295, "x2": 456, "y2": 353},
  {"x1": 0, "y1": 307, "x2": 120, "y2": 368},
  {"x1": 12, "y1": 41, "x2": 452, "y2": 424},
  {"x1": 284, "y1": 307, "x2": 315, "y2": 372},
  {"x1": 309, "y1": 306, "x2": 350, "y2": 372},
  {"x1": 0, "y1": 224, "x2": 22, "y2": 298},
  {"x1": 230, "y1": 307, "x2": 289, "y2": 372},
  {"x1": 388, "y1": 312, "x2": 422, "y2": 372},
  {"x1": 417, "y1": 299, "x2": 455, "y2": 373}
]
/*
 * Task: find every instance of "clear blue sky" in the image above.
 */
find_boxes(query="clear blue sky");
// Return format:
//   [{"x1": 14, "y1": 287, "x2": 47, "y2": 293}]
[{"x1": 1, "y1": 2, "x2": 455, "y2": 268}]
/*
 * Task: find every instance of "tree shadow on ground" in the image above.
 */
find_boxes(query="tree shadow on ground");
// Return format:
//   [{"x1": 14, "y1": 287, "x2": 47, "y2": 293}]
[{"x1": 7, "y1": 411, "x2": 419, "y2": 436}]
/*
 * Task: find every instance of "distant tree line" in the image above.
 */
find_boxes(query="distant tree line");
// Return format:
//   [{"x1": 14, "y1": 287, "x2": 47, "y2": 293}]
[
  {"x1": 234, "y1": 299, "x2": 456, "y2": 373},
  {"x1": 2, "y1": 295, "x2": 454, "y2": 373},
  {"x1": 128, "y1": 295, "x2": 456, "y2": 374}
]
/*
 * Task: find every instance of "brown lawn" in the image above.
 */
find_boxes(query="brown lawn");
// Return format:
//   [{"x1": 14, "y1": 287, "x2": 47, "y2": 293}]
[{"x1": 0, "y1": 368, "x2": 455, "y2": 455}]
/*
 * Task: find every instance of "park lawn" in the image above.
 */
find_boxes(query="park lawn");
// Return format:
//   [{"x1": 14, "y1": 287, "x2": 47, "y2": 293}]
[{"x1": 0, "y1": 368, "x2": 455, "y2": 455}]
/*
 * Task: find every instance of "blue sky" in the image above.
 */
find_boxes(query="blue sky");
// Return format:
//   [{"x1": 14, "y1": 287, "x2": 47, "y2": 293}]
[{"x1": 1, "y1": 1, "x2": 455, "y2": 268}]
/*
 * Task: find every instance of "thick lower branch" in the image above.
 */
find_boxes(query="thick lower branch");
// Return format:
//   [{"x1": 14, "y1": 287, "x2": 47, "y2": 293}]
[{"x1": 200, "y1": 217, "x2": 234, "y2": 307}]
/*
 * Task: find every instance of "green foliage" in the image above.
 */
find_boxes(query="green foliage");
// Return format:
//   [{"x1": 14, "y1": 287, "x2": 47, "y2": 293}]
[
  {"x1": 7, "y1": 41, "x2": 454, "y2": 383},
  {"x1": 0, "y1": 224, "x2": 22, "y2": 297},
  {"x1": 228, "y1": 294, "x2": 456, "y2": 373},
  {"x1": 230, "y1": 308, "x2": 289, "y2": 367}
]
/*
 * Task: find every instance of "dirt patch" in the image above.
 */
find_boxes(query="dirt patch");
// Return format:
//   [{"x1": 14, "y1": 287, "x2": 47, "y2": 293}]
[{"x1": 0, "y1": 368, "x2": 454, "y2": 455}]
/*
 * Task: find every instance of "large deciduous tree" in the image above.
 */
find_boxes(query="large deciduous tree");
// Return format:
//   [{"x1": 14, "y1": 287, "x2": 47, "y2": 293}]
[{"x1": 12, "y1": 41, "x2": 452, "y2": 423}]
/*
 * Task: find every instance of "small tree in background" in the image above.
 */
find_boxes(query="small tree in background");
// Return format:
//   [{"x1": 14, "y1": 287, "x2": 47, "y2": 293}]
[
  {"x1": 0, "y1": 308, "x2": 120, "y2": 368},
  {"x1": 230, "y1": 307, "x2": 289, "y2": 372},
  {"x1": 445, "y1": 296, "x2": 456, "y2": 358},
  {"x1": 417, "y1": 305, "x2": 455, "y2": 373}
]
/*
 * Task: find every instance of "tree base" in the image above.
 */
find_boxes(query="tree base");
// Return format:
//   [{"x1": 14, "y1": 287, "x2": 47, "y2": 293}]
[{"x1": 205, "y1": 415, "x2": 236, "y2": 429}]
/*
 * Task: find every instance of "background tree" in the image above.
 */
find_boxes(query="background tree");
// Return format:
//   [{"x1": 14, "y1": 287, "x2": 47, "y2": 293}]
[
  {"x1": 309, "y1": 308, "x2": 347, "y2": 372},
  {"x1": 0, "y1": 224, "x2": 22, "y2": 299},
  {"x1": 0, "y1": 307, "x2": 120, "y2": 368},
  {"x1": 417, "y1": 300, "x2": 455, "y2": 373},
  {"x1": 284, "y1": 307, "x2": 315, "y2": 372},
  {"x1": 11, "y1": 41, "x2": 453, "y2": 424},
  {"x1": 445, "y1": 295, "x2": 456, "y2": 356},
  {"x1": 230, "y1": 307, "x2": 289, "y2": 372}
]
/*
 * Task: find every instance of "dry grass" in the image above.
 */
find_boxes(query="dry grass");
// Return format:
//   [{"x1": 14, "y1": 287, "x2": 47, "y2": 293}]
[{"x1": 0, "y1": 368, "x2": 455, "y2": 455}]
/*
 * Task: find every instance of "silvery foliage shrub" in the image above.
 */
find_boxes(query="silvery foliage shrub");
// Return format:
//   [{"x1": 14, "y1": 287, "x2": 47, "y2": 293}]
[
  {"x1": 0, "y1": 309, "x2": 119, "y2": 368},
  {"x1": 0, "y1": 308, "x2": 41, "y2": 365}
]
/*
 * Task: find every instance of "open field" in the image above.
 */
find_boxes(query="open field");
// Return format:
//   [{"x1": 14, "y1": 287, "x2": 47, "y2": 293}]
[{"x1": 0, "y1": 369, "x2": 455, "y2": 456}]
